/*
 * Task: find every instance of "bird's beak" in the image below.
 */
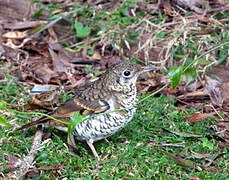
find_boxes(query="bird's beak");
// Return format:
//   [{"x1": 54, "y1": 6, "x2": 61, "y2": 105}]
[{"x1": 138, "y1": 65, "x2": 157, "y2": 74}]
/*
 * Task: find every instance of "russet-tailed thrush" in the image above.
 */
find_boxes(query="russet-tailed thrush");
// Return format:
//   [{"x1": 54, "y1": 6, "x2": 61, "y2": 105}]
[{"x1": 18, "y1": 61, "x2": 155, "y2": 159}]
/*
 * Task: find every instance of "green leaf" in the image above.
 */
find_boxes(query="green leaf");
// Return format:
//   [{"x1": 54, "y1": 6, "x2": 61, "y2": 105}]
[
  {"x1": 32, "y1": 8, "x2": 44, "y2": 19},
  {"x1": 87, "y1": 48, "x2": 94, "y2": 56},
  {"x1": 49, "y1": 14, "x2": 64, "y2": 20},
  {"x1": 182, "y1": 59, "x2": 198, "y2": 84},
  {"x1": 74, "y1": 22, "x2": 91, "y2": 38},
  {"x1": 0, "y1": 101, "x2": 7, "y2": 110},
  {"x1": 174, "y1": 54, "x2": 187, "y2": 59},
  {"x1": 197, "y1": 59, "x2": 211, "y2": 65},
  {"x1": 216, "y1": 49, "x2": 228, "y2": 65},
  {"x1": 97, "y1": 27, "x2": 108, "y2": 35},
  {"x1": 201, "y1": 138, "x2": 214, "y2": 150},
  {"x1": 155, "y1": 32, "x2": 165, "y2": 38},
  {"x1": 85, "y1": 65, "x2": 93, "y2": 73},
  {"x1": 122, "y1": 17, "x2": 134, "y2": 25},
  {"x1": 68, "y1": 112, "x2": 86, "y2": 135},
  {"x1": 167, "y1": 66, "x2": 183, "y2": 89},
  {"x1": 0, "y1": 115, "x2": 12, "y2": 127},
  {"x1": 184, "y1": 67, "x2": 197, "y2": 84},
  {"x1": 120, "y1": 7, "x2": 129, "y2": 16}
]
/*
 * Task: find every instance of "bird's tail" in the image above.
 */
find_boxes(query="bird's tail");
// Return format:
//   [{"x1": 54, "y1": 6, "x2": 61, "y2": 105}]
[{"x1": 17, "y1": 117, "x2": 49, "y2": 130}]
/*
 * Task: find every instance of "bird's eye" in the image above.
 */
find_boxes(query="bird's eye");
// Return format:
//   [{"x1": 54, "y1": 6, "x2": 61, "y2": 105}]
[{"x1": 123, "y1": 70, "x2": 131, "y2": 77}]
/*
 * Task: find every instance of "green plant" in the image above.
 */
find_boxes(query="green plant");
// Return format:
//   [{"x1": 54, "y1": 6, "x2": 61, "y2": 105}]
[
  {"x1": 167, "y1": 41, "x2": 229, "y2": 89},
  {"x1": 74, "y1": 22, "x2": 91, "y2": 38}
]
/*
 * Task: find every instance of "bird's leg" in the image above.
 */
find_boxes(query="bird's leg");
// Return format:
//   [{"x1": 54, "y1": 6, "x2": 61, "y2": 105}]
[
  {"x1": 67, "y1": 134, "x2": 78, "y2": 152},
  {"x1": 86, "y1": 139, "x2": 100, "y2": 160}
]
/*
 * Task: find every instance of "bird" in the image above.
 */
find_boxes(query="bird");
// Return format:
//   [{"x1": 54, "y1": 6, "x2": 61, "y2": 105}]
[{"x1": 18, "y1": 61, "x2": 155, "y2": 159}]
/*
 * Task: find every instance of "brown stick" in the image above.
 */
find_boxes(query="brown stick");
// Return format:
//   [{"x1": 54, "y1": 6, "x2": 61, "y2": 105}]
[{"x1": 8, "y1": 126, "x2": 43, "y2": 180}]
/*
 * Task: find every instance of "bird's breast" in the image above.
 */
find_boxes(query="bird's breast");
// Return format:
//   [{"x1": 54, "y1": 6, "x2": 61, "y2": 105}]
[
  {"x1": 74, "y1": 108, "x2": 136, "y2": 141},
  {"x1": 72, "y1": 86, "x2": 138, "y2": 141}
]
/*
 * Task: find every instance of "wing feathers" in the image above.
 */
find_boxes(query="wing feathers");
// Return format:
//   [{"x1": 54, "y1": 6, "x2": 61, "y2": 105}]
[{"x1": 17, "y1": 96, "x2": 110, "y2": 130}]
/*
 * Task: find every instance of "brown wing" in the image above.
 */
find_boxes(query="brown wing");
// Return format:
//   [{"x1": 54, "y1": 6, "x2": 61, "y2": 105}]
[
  {"x1": 52, "y1": 97, "x2": 110, "y2": 118},
  {"x1": 17, "y1": 96, "x2": 110, "y2": 130},
  {"x1": 17, "y1": 78, "x2": 111, "y2": 130}
]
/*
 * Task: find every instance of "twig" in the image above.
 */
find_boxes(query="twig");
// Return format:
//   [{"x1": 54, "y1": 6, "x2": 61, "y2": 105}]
[
  {"x1": 159, "y1": 142, "x2": 185, "y2": 147},
  {"x1": 209, "y1": 104, "x2": 224, "y2": 121},
  {"x1": 207, "y1": 5, "x2": 229, "y2": 13},
  {"x1": 10, "y1": 126, "x2": 43, "y2": 180},
  {"x1": 26, "y1": 165, "x2": 67, "y2": 173},
  {"x1": 204, "y1": 153, "x2": 227, "y2": 167}
]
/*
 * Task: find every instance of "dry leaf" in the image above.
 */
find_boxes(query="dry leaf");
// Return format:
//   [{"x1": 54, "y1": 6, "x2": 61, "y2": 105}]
[
  {"x1": 189, "y1": 177, "x2": 200, "y2": 180},
  {"x1": 39, "y1": 0, "x2": 64, "y2": 2},
  {"x1": 201, "y1": 166, "x2": 221, "y2": 172},
  {"x1": 27, "y1": 164, "x2": 67, "y2": 172},
  {"x1": 32, "y1": 63, "x2": 58, "y2": 84},
  {"x1": 178, "y1": 89, "x2": 207, "y2": 99},
  {"x1": 28, "y1": 94, "x2": 56, "y2": 110},
  {"x1": 174, "y1": 0, "x2": 206, "y2": 13},
  {"x1": 204, "y1": 75, "x2": 224, "y2": 107},
  {"x1": 137, "y1": 2, "x2": 159, "y2": 12},
  {"x1": 221, "y1": 82, "x2": 229, "y2": 106},
  {"x1": 162, "y1": 128, "x2": 203, "y2": 138},
  {"x1": 3, "y1": 21, "x2": 48, "y2": 30},
  {"x1": 186, "y1": 113, "x2": 215, "y2": 122},
  {"x1": 162, "y1": 1, "x2": 176, "y2": 16},
  {"x1": 158, "y1": 148, "x2": 196, "y2": 168},
  {"x1": 48, "y1": 43, "x2": 75, "y2": 73},
  {"x1": 196, "y1": 15, "x2": 217, "y2": 24},
  {"x1": 190, "y1": 153, "x2": 211, "y2": 159},
  {"x1": 218, "y1": 119, "x2": 229, "y2": 131},
  {"x1": 5, "y1": 153, "x2": 20, "y2": 165},
  {"x1": 2, "y1": 31, "x2": 28, "y2": 39},
  {"x1": 219, "y1": 140, "x2": 229, "y2": 148},
  {"x1": 185, "y1": 80, "x2": 198, "y2": 92},
  {"x1": 0, "y1": 0, "x2": 38, "y2": 21},
  {"x1": 88, "y1": 50, "x2": 102, "y2": 60}
]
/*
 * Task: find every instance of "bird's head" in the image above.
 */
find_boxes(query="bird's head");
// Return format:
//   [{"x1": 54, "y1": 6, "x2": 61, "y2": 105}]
[{"x1": 104, "y1": 61, "x2": 156, "y2": 92}]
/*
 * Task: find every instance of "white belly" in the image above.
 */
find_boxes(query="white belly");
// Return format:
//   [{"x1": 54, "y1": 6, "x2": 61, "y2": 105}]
[{"x1": 73, "y1": 107, "x2": 136, "y2": 141}]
